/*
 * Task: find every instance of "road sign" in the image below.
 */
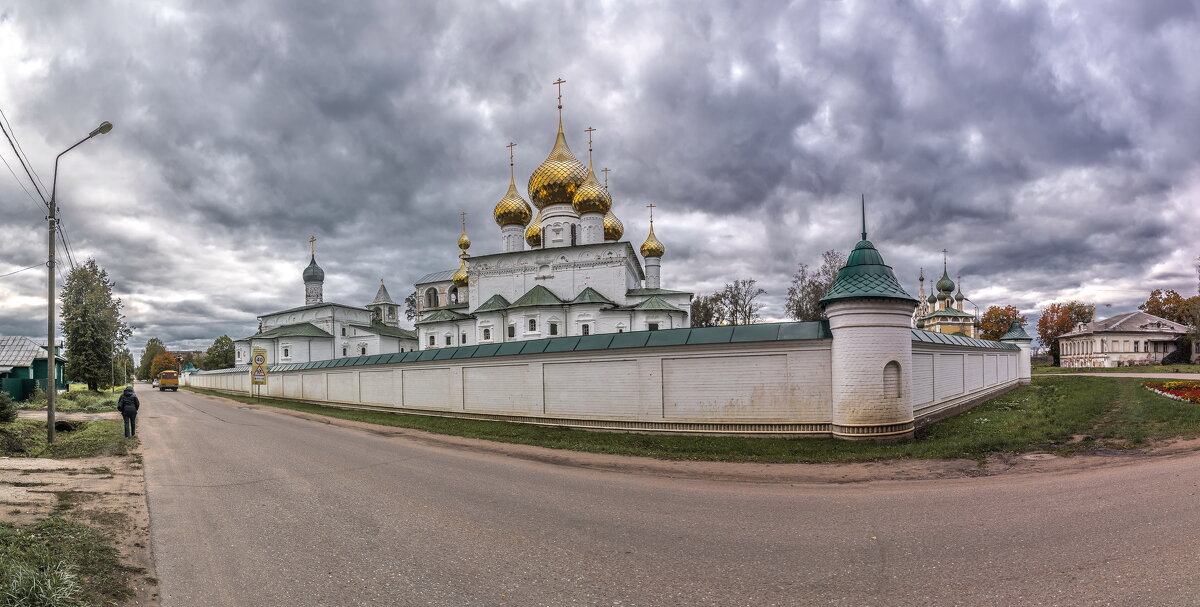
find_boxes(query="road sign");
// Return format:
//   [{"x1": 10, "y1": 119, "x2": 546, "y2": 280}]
[{"x1": 250, "y1": 347, "x2": 268, "y2": 386}]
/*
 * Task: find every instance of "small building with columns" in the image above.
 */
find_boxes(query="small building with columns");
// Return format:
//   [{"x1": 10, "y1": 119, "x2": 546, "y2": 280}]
[
  {"x1": 414, "y1": 90, "x2": 691, "y2": 350},
  {"x1": 1058, "y1": 311, "x2": 1189, "y2": 368}
]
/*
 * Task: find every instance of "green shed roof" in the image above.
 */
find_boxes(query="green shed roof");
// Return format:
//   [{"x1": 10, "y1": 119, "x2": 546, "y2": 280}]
[
  {"x1": 629, "y1": 296, "x2": 682, "y2": 312},
  {"x1": 247, "y1": 322, "x2": 333, "y2": 340},
  {"x1": 472, "y1": 294, "x2": 511, "y2": 314},
  {"x1": 416, "y1": 309, "x2": 471, "y2": 324},
  {"x1": 352, "y1": 323, "x2": 417, "y2": 339},
  {"x1": 569, "y1": 287, "x2": 615, "y2": 305},
  {"x1": 509, "y1": 285, "x2": 565, "y2": 308}
]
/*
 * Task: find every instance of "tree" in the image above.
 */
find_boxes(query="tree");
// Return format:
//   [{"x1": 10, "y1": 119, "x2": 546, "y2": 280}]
[
  {"x1": 690, "y1": 293, "x2": 726, "y2": 327},
  {"x1": 60, "y1": 258, "x2": 131, "y2": 390},
  {"x1": 1139, "y1": 289, "x2": 1200, "y2": 326},
  {"x1": 404, "y1": 291, "x2": 418, "y2": 321},
  {"x1": 1036, "y1": 301, "x2": 1096, "y2": 366},
  {"x1": 139, "y1": 337, "x2": 166, "y2": 380},
  {"x1": 203, "y1": 335, "x2": 236, "y2": 370},
  {"x1": 784, "y1": 250, "x2": 846, "y2": 321},
  {"x1": 979, "y1": 305, "x2": 1027, "y2": 341},
  {"x1": 149, "y1": 352, "x2": 178, "y2": 379},
  {"x1": 721, "y1": 279, "x2": 766, "y2": 325}
]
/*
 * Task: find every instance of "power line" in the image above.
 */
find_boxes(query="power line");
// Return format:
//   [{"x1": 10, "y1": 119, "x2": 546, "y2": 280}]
[
  {"x1": 0, "y1": 262, "x2": 44, "y2": 279},
  {"x1": 0, "y1": 111, "x2": 47, "y2": 205},
  {"x1": 0, "y1": 146, "x2": 44, "y2": 212},
  {"x1": 0, "y1": 107, "x2": 48, "y2": 200}
]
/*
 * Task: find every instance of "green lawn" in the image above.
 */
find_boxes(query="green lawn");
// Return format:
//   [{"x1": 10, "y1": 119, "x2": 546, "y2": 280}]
[
  {"x1": 187, "y1": 376, "x2": 1200, "y2": 463},
  {"x1": 0, "y1": 517, "x2": 137, "y2": 607},
  {"x1": 0, "y1": 419, "x2": 135, "y2": 458},
  {"x1": 1034, "y1": 364, "x2": 1200, "y2": 375}
]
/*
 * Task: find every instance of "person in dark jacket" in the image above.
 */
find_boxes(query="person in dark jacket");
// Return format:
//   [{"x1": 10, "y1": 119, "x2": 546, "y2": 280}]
[{"x1": 117, "y1": 386, "x2": 140, "y2": 438}]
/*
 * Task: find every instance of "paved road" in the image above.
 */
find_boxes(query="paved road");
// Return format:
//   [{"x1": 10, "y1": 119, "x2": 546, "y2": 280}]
[{"x1": 142, "y1": 388, "x2": 1200, "y2": 607}]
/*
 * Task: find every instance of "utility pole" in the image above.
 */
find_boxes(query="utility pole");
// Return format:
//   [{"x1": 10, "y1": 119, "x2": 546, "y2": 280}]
[{"x1": 46, "y1": 121, "x2": 113, "y2": 443}]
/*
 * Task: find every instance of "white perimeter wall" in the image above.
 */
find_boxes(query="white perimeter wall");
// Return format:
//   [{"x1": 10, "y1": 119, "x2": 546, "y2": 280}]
[
  {"x1": 190, "y1": 338, "x2": 1021, "y2": 435},
  {"x1": 910, "y1": 343, "x2": 1019, "y2": 421}
]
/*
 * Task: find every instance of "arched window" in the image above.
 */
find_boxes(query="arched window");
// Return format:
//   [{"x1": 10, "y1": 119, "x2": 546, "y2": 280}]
[
  {"x1": 341, "y1": 326, "x2": 346, "y2": 336},
  {"x1": 508, "y1": 326, "x2": 515, "y2": 338},
  {"x1": 461, "y1": 333, "x2": 467, "y2": 344},
  {"x1": 428, "y1": 335, "x2": 435, "y2": 346},
  {"x1": 483, "y1": 328, "x2": 491, "y2": 341},
  {"x1": 342, "y1": 347, "x2": 347, "y2": 356},
  {"x1": 425, "y1": 287, "x2": 438, "y2": 308},
  {"x1": 445, "y1": 334, "x2": 452, "y2": 345},
  {"x1": 448, "y1": 287, "x2": 459, "y2": 305},
  {"x1": 528, "y1": 318, "x2": 537, "y2": 332},
  {"x1": 883, "y1": 361, "x2": 901, "y2": 399},
  {"x1": 360, "y1": 346, "x2": 367, "y2": 356},
  {"x1": 549, "y1": 323, "x2": 558, "y2": 336},
  {"x1": 581, "y1": 324, "x2": 590, "y2": 336}
]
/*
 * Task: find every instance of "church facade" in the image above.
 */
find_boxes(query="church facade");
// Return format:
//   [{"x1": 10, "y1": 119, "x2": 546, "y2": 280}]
[
  {"x1": 413, "y1": 95, "x2": 691, "y2": 349},
  {"x1": 913, "y1": 252, "x2": 980, "y2": 338}
]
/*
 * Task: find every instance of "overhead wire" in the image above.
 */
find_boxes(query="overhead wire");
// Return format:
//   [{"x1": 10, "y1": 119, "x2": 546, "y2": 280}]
[
  {"x1": 0, "y1": 106, "x2": 48, "y2": 201},
  {"x1": 0, "y1": 147, "x2": 45, "y2": 213},
  {"x1": 0, "y1": 262, "x2": 44, "y2": 279}
]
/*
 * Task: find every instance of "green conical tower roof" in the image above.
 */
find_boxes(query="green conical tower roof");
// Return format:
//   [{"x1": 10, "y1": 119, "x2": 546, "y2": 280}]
[
  {"x1": 1000, "y1": 319, "x2": 1032, "y2": 341},
  {"x1": 819, "y1": 196, "x2": 917, "y2": 308}
]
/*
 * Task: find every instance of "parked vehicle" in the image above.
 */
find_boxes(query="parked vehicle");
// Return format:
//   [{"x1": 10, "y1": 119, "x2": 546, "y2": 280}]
[{"x1": 158, "y1": 370, "x2": 179, "y2": 391}]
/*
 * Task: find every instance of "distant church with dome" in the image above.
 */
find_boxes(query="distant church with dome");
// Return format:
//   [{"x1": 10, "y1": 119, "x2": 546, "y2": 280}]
[
  {"x1": 411, "y1": 83, "x2": 691, "y2": 349},
  {"x1": 235, "y1": 81, "x2": 691, "y2": 365},
  {"x1": 912, "y1": 251, "x2": 980, "y2": 338}
]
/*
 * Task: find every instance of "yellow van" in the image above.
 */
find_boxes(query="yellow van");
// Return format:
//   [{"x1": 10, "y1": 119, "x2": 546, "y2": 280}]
[{"x1": 158, "y1": 370, "x2": 179, "y2": 391}]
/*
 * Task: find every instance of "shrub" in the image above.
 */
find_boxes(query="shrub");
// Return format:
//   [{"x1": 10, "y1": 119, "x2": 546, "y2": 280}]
[
  {"x1": 1163, "y1": 348, "x2": 1190, "y2": 365},
  {"x1": 0, "y1": 393, "x2": 17, "y2": 424}
]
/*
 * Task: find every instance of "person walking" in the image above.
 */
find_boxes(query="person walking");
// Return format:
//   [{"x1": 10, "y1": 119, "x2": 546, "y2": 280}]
[{"x1": 117, "y1": 386, "x2": 140, "y2": 438}]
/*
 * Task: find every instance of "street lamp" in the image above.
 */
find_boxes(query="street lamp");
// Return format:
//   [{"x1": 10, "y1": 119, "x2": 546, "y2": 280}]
[{"x1": 46, "y1": 120, "x2": 113, "y2": 443}]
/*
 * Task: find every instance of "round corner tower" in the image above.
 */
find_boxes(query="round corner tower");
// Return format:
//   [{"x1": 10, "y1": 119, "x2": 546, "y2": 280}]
[
  {"x1": 1000, "y1": 320, "x2": 1034, "y2": 385},
  {"x1": 818, "y1": 214, "x2": 919, "y2": 440}
]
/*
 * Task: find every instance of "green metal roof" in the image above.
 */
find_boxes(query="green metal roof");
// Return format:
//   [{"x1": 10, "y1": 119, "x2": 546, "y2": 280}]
[
  {"x1": 921, "y1": 307, "x2": 976, "y2": 319},
  {"x1": 416, "y1": 309, "x2": 471, "y2": 324},
  {"x1": 351, "y1": 323, "x2": 417, "y2": 339},
  {"x1": 472, "y1": 294, "x2": 511, "y2": 314},
  {"x1": 199, "y1": 321, "x2": 834, "y2": 375},
  {"x1": 819, "y1": 238, "x2": 917, "y2": 307},
  {"x1": 508, "y1": 285, "x2": 565, "y2": 308},
  {"x1": 569, "y1": 287, "x2": 615, "y2": 305},
  {"x1": 629, "y1": 295, "x2": 682, "y2": 312},
  {"x1": 626, "y1": 288, "x2": 691, "y2": 297},
  {"x1": 911, "y1": 329, "x2": 1018, "y2": 350},
  {"x1": 246, "y1": 322, "x2": 333, "y2": 340},
  {"x1": 1000, "y1": 320, "x2": 1033, "y2": 341}
]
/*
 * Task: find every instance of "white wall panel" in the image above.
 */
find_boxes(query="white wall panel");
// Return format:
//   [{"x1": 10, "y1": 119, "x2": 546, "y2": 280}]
[
  {"x1": 359, "y1": 371, "x2": 395, "y2": 405},
  {"x1": 302, "y1": 374, "x2": 326, "y2": 401},
  {"x1": 911, "y1": 353, "x2": 934, "y2": 406},
  {"x1": 663, "y1": 354, "x2": 791, "y2": 421},
  {"x1": 966, "y1": 355, "x2": 983, "y2": 391},
  {"x1": 934, "y1": 354, "x2": 965, "y2": 401},
  {"x1": 464, "y1": 365, "x2": 533, "y2": 413},
  {"x1": 403, "y1": 368, "x2": 453, "y2": 409},
  {"x1": 544, "y1": 360, "x2": 641, "y2": 418},
  {"x1": 327, "y1": 373, "x2": 354, "y2": 403}
]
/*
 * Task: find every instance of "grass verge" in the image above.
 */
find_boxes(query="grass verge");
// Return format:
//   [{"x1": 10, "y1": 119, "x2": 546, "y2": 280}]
[
  {"x1": 0, "y1": 419, "x2": 136, "y2": 459},
  {"x1": 1034, "y1": 364, "x2": 1200, "y2": 375},
  {"x1": 188, "y1": 377, "x2": 1200, "y2": 463},
  {"x1": 0, "y1": 517, "x2": 137, "y2": 606}
]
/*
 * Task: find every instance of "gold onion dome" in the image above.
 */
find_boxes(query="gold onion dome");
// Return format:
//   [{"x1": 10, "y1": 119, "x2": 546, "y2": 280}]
[
  {"x1": 603, "y1": 210, "x2": 623, "y2": 241},
  {"x1": 494, "y1": 176, "x2": 533, "y2": 227},
  {"x1": 528, "y1": 126, "x2": 588, "y2": 209},
  {"x1": 452, "y1": 256, "x2": 469, "y2": 287},
  {"x1": 640, "y1": 224, "x2": 665, "y2": 258},
  {"x1": 525, "y1": 209, "x2": 544, "y2": 247},
  {"x1": 572, "y1": 167, "x2": 612, "y2": 215},
  {"x1": 457, "y1": 229, "x2": 471, "y2": 252}
]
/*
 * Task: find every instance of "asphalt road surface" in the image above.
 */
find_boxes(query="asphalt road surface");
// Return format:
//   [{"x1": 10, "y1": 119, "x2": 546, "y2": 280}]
[{"x1": 142, "y1": 388, "x2": 1200, "y2": 607}]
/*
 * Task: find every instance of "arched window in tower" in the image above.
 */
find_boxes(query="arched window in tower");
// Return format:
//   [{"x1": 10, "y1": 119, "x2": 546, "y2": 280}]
[
  {"x1": 883, "y1": 361, "x2": 901, "y2": 399},
  {"x1": 425, "y1": 287, "x2": 438, "y2": 308}
]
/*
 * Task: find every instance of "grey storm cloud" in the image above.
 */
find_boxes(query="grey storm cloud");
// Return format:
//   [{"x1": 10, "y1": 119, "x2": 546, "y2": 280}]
[{"x1": 0, "y1": 0, "x2": 1197, "y2": 356}]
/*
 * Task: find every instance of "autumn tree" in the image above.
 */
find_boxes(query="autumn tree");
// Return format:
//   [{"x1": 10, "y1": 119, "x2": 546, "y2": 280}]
[
  {"x1": 979, "y1": 305, "x2": 1027, "y2": 341},
  {"x1": 690, "y1": 293, "x2": 727, "y2": 327},
  {"x1": 1036, "y1": 301, "x2": 1096, "y2": 366},
  {"x1": 203, "y1": 335, "x2": 236, "y2": 370},
  {"x1": 1139, "y1": 289, "x2": 1200, "y2": 326},
  {"x1": 149, "y1": 352, "x2": 179, "y2": 379},
  {"x1": 721, "y1": 279, "x2": 766, "y2": 325},
  {"x1": 784, "y1": 250, "x2": 847, "y2": 321},
  {"x1": 139, "y1": 337, "x2": 167, "y2": 379},
  {"x1": 60, "y1": 258, "x2": 131, "y2": 390}
]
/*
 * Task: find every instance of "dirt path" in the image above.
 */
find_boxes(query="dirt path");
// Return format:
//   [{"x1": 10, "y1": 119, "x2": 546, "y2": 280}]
[{"x1": 0, "y1": 447, "x2": 159, "y2": 605}]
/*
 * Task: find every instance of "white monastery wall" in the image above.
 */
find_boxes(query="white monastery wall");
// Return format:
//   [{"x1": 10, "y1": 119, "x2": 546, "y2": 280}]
[{"x1": 190, "y1": 323, "x2": 1027, "y2": 438}]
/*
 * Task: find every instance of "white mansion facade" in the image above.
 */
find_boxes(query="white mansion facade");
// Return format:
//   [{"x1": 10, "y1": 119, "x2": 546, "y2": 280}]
[{"x1": 1058, "y1": 311, "x2": 1190, "y2": 367}]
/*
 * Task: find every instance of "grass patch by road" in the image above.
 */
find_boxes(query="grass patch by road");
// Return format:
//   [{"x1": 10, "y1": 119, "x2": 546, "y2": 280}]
[
  {"x1": 187, "y1": 376, "x2": 1200, "y2": 463},
  {"x1": 1034, "y1": 364, "x2": 1200, "y2": 375},
  {"x1": 17, "y1": 390, "x2": 119, "y2": 413},
  {"x1": 0, "y1": 419, "x2": 135, "y2": 459},
  {"x1": 0, "y1": 517, "x2": 137, "y2": 607}
]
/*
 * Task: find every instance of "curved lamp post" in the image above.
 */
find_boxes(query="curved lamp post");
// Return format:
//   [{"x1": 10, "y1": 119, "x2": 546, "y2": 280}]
[{"x1": 47, "y1": 121, "x2": 113, "y2": 443}]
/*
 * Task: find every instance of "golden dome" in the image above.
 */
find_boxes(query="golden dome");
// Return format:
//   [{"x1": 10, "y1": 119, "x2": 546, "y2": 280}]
[
  {"x1": 640, "y1": 224, "x2": 664, "y2": 258},
  {"x1": 457, "y1": 230, "x2": 471, "y2": 252},
  {"x1": 572, "y1": 167, "x2": 611, "y2": 215},
  {"x1": 528, "y1": 126, "x2": 587, "y2": 209},
  {"x1": 494, "y1": 176, "x2": 533, "y2": 227},
  {"x1": 603, "y1": 210, "x2": 623, "y2": 241},
  {"x1": 452, "y1": 256, "x2": 469, "y2": 287},
  {"x1": 525, "y1": 209, "x2": 544, "y2": 247}
]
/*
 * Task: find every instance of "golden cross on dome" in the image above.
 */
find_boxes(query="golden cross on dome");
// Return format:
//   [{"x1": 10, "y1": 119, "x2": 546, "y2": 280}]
[
  {"x1": 309, "y1": 235, "x2": 317, "y2": 255},
  {"x1": 460, "y1": 211, "x2": 467, "y2": 230},
  {"x1": 584, "y1": 126, "x2": 596, "y2": 167},
  {"x1": 601, "y1": 167, "x2": 610, "y2": 189},
  {"x1": 506, "y1": 141, "x2": 517, "y2": 179},
  {"x1": 553, "y1": 77, "x2": 566, "y2": 122},
  {"x1": 646, "y1": 202, "x2": 656, "y2": 224}
]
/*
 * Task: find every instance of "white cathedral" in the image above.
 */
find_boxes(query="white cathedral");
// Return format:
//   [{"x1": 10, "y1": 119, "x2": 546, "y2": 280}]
[{"x1": 236, "y1": 87, "x2": 692, "y2": 364}]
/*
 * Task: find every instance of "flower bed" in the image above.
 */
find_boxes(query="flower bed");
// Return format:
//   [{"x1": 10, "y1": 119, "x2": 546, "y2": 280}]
[{"x1": 1143, "y1": 381, "x2": 1200, "y2": 404}]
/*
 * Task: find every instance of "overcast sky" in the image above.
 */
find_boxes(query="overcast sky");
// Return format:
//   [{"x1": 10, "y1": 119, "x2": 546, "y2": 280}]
[{"x1": 1, "y1": 0, "x2": 1198, "y2": 357}]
